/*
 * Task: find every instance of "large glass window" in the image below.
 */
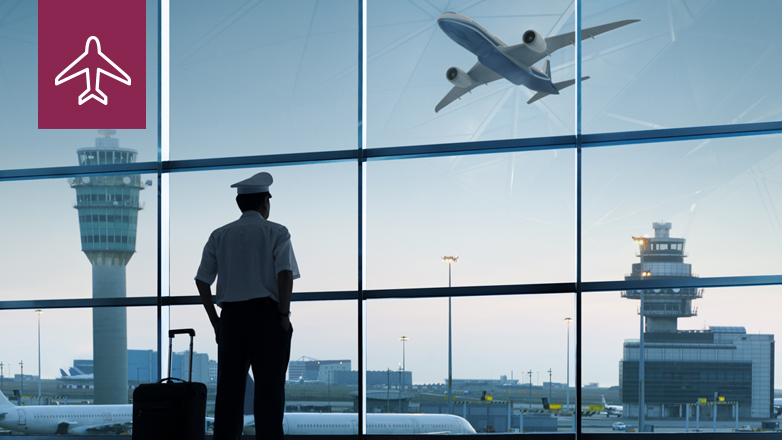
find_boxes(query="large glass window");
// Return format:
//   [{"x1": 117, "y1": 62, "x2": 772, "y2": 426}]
[
  {"x1": 1, "y1": 1, "x2": 780, "y2": 437},
  {"x1": 0, "y1": 172, "x2": 157, "y2": 301},
  {"x1": 170, "y1": 1, "x2": 358, "y2": 159},
  {"x1": 367, "y1": 151, "x2": 576, "y2": 289},
  {"x1": 170, "y1": 163, "x2": 357, "y2": 296},
  {"x1": 584, "y1": 286, "x2": 781, "y2": 433},
  {"x1": 368, "y1": 1, "x2": 577, "y2": 148},
  {"x1": 583, "y1": 135, "x2": 782, "y2": 282},
  {"x1": 0, "y1": 0, "x2": 159, "y2": 170},
  {"x1": 582, "y1": 0, "x2": 782, "y2": 133}
]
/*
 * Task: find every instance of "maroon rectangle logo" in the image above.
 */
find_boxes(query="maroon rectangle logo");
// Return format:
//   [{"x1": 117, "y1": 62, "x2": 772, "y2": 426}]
[{"x1": 38, "y1": 0, "x2": 146, "y2": 129}]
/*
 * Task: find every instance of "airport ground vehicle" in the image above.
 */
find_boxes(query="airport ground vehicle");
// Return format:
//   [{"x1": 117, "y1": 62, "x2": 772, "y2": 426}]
[{"x1": 612, "y1": 422, "x2": 626, "y2": 431}]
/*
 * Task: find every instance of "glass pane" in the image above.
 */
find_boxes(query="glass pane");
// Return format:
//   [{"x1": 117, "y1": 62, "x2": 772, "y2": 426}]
[
  {"x1": 584, "y1": 285, "x2": 780, "y2": 433},
  {"x1": 0, "y1": 1, "x2": 159, "y2": 170},
  {"x1": 171, "y1": 301, "x2": 357, "y2": 436},
  {"x1": 368, "y1": 0, "x2": 576, "y2": 148},
  {"x1": 170, "y1": 1, "x2": 358, "y2": 159},
  {"x1": 583, "y1": 134, "x2": 782, "y2": 282},
  {"x1": 0, "y1": 307, "x2": 156, "y2": 435},
  {"x1": 583, "y1": 0, "x2": 782, "y2": 133},
  {"x1": 0, "y1": 167, "x2": 157, "y2": 301},
  {"x1": 170, "y1": 163, "x2": 357, "y2": 297},
  {"x1": 367, "y1": 151, "x2": 575, "y2": 289},
  {"x1": 367, "y1": 294, "x2": 575, "y2": 434}
]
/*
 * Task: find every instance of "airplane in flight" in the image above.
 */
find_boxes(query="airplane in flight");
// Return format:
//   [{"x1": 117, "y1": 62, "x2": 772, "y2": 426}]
[
  {"x1": 54, "y1": 36, "x2": 132, "y2": 106},
  {"x1": 0, "y1": 390, "x2": 132, "y2": 435},
  {"x1": 601, "y1": 395, "x2": 623, "y2": 417},
  {"x1": 435, "y1": 12, "x2": 639, "y2": 111}
]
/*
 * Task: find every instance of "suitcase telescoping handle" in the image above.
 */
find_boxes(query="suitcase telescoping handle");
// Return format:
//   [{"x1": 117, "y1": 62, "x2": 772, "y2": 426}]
[{"x1": 168, "y1": 328, "x2": 196, "y2": 382}]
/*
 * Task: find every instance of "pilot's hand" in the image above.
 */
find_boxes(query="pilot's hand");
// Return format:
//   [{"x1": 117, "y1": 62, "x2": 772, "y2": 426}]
[
  {"x1": 211, "y1": 317, "x2": 220, "y2": 344},
  {"x1": 281, "y1": 316, "x2": 291, "y2": 332}
]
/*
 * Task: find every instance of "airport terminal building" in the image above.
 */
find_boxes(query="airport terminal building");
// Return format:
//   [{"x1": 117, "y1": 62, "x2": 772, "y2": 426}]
[{"x1": 619, "y1": 223, "x2": 774, "y2": 419}]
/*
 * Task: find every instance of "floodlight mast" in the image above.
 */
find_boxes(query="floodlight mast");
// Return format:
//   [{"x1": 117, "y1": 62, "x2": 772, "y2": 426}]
[{"x1": 441, "y1": 256, "x2": 458, "y2": 414}]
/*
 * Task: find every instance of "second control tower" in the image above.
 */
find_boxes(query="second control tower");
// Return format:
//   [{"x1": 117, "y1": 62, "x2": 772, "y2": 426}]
[
  {"x1": 69, "y1": 130, "x2": 149, "y2": 404},
  {"x1": 621, "y1": 222, "x2": 702, "y2": 332}
]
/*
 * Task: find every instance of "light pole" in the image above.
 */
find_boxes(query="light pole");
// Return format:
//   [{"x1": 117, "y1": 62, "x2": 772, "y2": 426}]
[
  {"x1": 638, "y1": 268, "x2": 651, "y2": 432},
  {"x1": 19, "y1": 361, "x2": 24, "y2": 402},
  {"x1": 387, "y1": 368, "x2": 391, "y2": 412},
  {"x1": 35, "y1": 310, "x2": 43, "y2": 404},
  {"x1": 400, "y1": 336, "x2": 408, "y2": 400},
  {"x1": 442, "y1": 255, "x2": 458, "y2": 415},
  {"x1": 564, "y1": 317, "x2": 572, "y2": 411},
  {"x1": 0, "y1": 362, "x2": 4, "y2": 394},
  {"x1": 548, "y1": 369, "x2": 552, "y2": 402},
  {"x1": 398, "y1": 364, "x2": 402, "y2": 413},
  {"x1": 528, "y1": 370, "x2": 533, "y2": 409}
]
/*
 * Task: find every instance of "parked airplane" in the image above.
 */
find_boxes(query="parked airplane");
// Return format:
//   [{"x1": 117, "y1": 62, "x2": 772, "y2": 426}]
[
  {"x1": 240, "y1": 413, "x2": 475, "y2": 435},
  {"x1": 435, "y1": 12, "x2": 639, "y2": 111},
  {"x1": 601, "y1": 395, "x2": 623, "y2": 417},
  {"x1": 0, "y1": 390, "x2": 132, "y2": 435},
  {"x1": 58, "y1": 368, "x2": 94, "y2": 380},
  {"x1": 241, "y1": 376, "x2": 475, "y2": 435}
]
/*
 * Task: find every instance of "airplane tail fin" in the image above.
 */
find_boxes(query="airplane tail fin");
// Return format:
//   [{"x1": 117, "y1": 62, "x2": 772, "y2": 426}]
[
  {"x1": 601, "y1": 394, "x2": 607, "y2": 406},
  {"x1": 542, "y1": 59, "x2": 551, "y2": 79},
  {"x1": 60, "y1": 369, "x2": 69, "y2": 377},
  {"x1": 0, "y1": 390, "x2": 14, "y2": 407},
  {"x1": 541, "y1": 397, "x2": 550, "y2": 410},
  {"x1": 527, "y1": 76, "x2": 590, "y2": 104}
]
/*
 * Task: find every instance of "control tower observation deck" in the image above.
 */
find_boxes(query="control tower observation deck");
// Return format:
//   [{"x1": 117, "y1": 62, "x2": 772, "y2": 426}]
[
  {"x1": 621, "y1": 222, "x2": 702, "y2": 333},
  {"x1": 69, "y1": 130, "x2": 148, "y2": 404}
]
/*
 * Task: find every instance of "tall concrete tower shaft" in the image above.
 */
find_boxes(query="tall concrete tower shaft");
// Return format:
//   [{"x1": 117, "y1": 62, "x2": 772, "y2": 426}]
[
  {"x1": 621, "y1": 222, "x2": 703, "y2": 333},
  {"x1": 70, "y1": 130, "x2": 146, "y2": 404}
]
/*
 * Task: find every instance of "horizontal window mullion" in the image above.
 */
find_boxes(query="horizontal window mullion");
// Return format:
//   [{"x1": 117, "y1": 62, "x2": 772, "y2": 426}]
[
  {"x1": 583, "y1": 274, "x2": 782, "y2": 292},
  {"x1": 0, "y1": 161, "x2": 159, "y2": 182},
  {"x1": 581, "y1": 121, "x2": 782, "y2": 149}
]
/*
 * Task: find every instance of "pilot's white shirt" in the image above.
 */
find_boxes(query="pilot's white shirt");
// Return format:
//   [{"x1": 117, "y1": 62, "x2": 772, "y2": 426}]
[{"x1": 195, "y1": 210, "x2": 300, "y2": 307}]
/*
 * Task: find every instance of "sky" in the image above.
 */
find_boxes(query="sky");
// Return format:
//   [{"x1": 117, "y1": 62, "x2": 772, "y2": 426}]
[{"x1": 1, "y1": 0, "x2": 781, "y2": 389}]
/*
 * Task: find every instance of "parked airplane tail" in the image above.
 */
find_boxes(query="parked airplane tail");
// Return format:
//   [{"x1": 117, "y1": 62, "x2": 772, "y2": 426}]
[
  {"x1": 601, "y1": 394, "x2": 607, "y2": 406},
  {"x1": 541, "y1": 397, "x2": 550, "y2": 410},
  {"x1": 527, "y1": 76, "x2": 590, "y2": 104},
  {"x1": 60, "y1": 369, "x2": 69, "y2": 377},
  {"x1": 0, "y1": 391, "x2": 14, "y2": 407}
]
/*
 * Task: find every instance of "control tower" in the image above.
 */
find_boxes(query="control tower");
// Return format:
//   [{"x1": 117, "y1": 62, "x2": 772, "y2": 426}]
[
  {"x1": 69, "y1": 130, "x2": 148, "y2": 404},
  {"x1": 621, "y1": 222, "x2": 702, "y2": 332}
]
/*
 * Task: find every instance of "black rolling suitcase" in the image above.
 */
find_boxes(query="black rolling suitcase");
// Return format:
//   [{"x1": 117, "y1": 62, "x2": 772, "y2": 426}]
[{"x1": 133, "y1": 329, "x2": 208, "y2": 440}]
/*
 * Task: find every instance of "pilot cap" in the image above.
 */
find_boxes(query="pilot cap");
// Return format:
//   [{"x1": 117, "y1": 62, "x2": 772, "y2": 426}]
[{"x1": 231, "y1": 172, "x2": 273, "y2": 195}]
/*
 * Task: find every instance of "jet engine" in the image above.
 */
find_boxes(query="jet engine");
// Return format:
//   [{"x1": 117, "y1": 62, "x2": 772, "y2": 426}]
[
  {"x1": 446, "y1": 67, "x2": 474, "y2": 88},
  {"x1": 523, "y1": 30, "x2": 547, "y2": 53}
]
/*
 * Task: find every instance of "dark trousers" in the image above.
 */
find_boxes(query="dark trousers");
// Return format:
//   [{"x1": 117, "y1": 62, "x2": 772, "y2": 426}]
[{"x1": 213, "y1": 298, "x2": 292, "y2": 440}]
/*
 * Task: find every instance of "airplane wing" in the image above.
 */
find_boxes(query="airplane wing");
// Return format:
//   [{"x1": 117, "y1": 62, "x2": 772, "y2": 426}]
[
  {"x1": 79, "y1": 422, "x2": 132, "y2": 434},
  {"x1": 503, "y1": 19, "x2": 640, "y2": 67},
  {"x1": 435, "y1": 61, "x2": 503, "y2": 112}
]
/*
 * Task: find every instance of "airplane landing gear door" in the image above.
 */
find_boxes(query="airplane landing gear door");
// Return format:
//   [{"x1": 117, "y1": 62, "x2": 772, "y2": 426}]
[{"x1": 17, "y1": 409, "x2": 26, "y2": 426}]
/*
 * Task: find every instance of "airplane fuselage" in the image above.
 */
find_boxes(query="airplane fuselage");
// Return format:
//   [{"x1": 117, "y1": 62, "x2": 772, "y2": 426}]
[
  {"x1": 242, "y1": 413, "x2": 476, "y2": 435},
  {"x1": 0, "y1": 404, "x2": 132, "y2": 435},
  {"x1": 437, "y1": 12, "x2": 557, "y2": 94}
]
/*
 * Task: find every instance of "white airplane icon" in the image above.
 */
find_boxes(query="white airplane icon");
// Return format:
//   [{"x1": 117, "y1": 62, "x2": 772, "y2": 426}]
[{"x1": 54, "y1": 36, "x2": 131, "y2": 105}]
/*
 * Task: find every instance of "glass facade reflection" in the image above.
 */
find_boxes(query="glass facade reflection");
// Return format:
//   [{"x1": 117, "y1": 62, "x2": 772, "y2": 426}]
[{"x1": 1, "y1": 0, "x2": 781, "y2": 437}]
